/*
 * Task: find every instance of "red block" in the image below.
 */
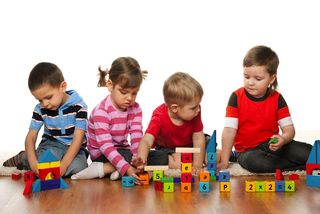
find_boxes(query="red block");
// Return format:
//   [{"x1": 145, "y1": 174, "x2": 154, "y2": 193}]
[
  {"x1": 154, "y1": 181, "x2": 163, "y2": 191},
  {"x1": 181, "y1": 153, "x2": 193, "y2": 163},
  {"x1": 23, "y1": 180, "x2": 33, "y2": 196},
  {"x1": 289, "y1": 173, "x2": 299, "y2": 180},
  {"x1": 24, "y1": 171, "x2": 36, "y2": 182},
  {"x1": 11, "y1": 172, "x2": 22, "y2": 180},
  {"x1": 276, "y1": 169, "x2": 284, "y2": 181}
]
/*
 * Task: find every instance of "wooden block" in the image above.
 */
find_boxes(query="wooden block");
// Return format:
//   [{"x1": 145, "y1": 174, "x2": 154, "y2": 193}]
[
  {"x1": 255, "y1": 181, "x2": 266, "y2": 192},
  {"x1": 122, "y1": 176, "x2": 135, "y2": 187},
  {"x1": 207, "y1": 162, "x2": 216, "y2": 171},
  {"x1": 154, "y1": 181, "x2": 163, "y2": 191},
  {"x1": 245, "y1": 181, "x2": 256, "y2": 192},
  {"x1": 144, "y1": 165, "x2": 169, "y2": 171},
  {"x1": 207, "y1": 152, "x2": 216, "y2": 162},
  {"x1": 199, "y1": 171, "x2": 210, "y2": 182},
  {"x1": 181, "y1": 182, "x2": 192, "y2": 192},
  {"x1": 176, "y1": 147, "x2": 200, "y2": 153},
  {"x1": 289, "y1": 173, "x2": 299, "y2": 180},
  {"x1": 199, "y1": 182, "x2": 210, "y2": 192},
  {"x1": 161, "y1": 177, "x2": 174, "y2": 183},
  {"x1": 181, "y1": 163, "x2": 192, "y2": 173},
  {"x1": 24, "y1": 171, "x2": 36, "y2": 182},
  {"x1": 139, "y1": 172, "x2": 149, "y2": 185},
  {"x1": 181, "y1": 173, "x2": 192, "y2": 183},
  {"x1": 153, "y1": 170, "x2": 164, "y2": 181},
  {"x1": 37, "y1": 162, "x2": 50, "y2": 169},
  {"x1": 276, "y1": 181, "x2": 285, "y2": 192},
  {"x1": 220, "y1": 182, "x2": 230, "y2": 192},
  {"x1": 218, "y1": 170, "x2": 230, "y2": 182},
  {"x1": 306, "y1": 175, "x2": 320, "y2": 188},
  {"x1": 276, "y1": 169, "x2": 284, "y2": 180},
  {"x1": 50, "y1": 161, "x2": 60, "y2": 168},
  {"x1": 285, "y1": 181, "x2": 295, "y2": 192},
  {"x1": 163, "y1": 182, "x2": 174, "y2": 192},
  {"x1": 181, "y1": 153, "x2": 193, "y2": 163},
  {"x1": 265, "y1": 181, "x2": 275, "y2": 192},
  {"x1": 12, "y1": 172, "x2": 22, "y2": 180}
]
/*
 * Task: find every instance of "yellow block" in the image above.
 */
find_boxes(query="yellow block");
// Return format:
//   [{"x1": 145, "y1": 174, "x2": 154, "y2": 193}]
[
  {"x1": 266, "y1": 181, "x2": 276, "y2": 192},
  {"x1": 50, "y1": 161, "x2": 60, "y2": 168},
  {"x1": 245, "y1": 181, "x2": 256, "y2": 192},
  {"x1": 220, "y1": 182, "x2": 230, "y2": 192},
  {"x1": 181, "y1": 163, "x2": 192, "y2": 173},
  {"x1": 37, "y1": 162, "x2": 50, "y2": 169}
]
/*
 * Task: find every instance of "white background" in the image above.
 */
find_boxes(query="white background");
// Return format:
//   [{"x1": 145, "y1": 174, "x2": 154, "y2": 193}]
[{"x1": 0, "y1": 0, "x2": 319, "y2": 152}]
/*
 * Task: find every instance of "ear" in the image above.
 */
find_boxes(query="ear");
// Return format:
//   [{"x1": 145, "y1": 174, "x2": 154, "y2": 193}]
[
  {"x1": 270, "y1": 74, "x2": 277, "y2": 85},
  {"x1": 60, "y1": 81, "x2": 67, "y2": 91},
  {"x1": 106, "y1": 79, "x2": 114, "y2": 92},
  {"x1": 169, "y1": 103, "x2": 179, "y2": 113}
]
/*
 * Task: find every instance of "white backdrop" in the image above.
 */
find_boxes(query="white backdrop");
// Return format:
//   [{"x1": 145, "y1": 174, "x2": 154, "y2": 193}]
[{"x1": 1, "y1": 0, "x2": 319, "y2": 152}]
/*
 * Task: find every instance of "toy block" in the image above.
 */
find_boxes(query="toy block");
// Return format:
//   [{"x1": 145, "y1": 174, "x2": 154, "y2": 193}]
[
  {"x1": 23, "y1": 180, "x2": 33, "y2": 196},
  {"x1": 181, "y1": 163, "x2": 192, "y2": 173},
  {"x1": 289, "y1": 173, "x2": 299, "y2": 180},
  {"x1": 144, "y1": 165, "x2": 169, "y2": 171},
  {"x1": 245, "y1": 181, "x2": 256, "y2": 192},
  {"x1": 139, "y1": 172, "x2": 150, "y2": 185},
  {"x1": 174, "y1": 177, "x2": 181, "y2": 183},
  {"x1": 153, "y1": 170, "x2": 164, "y2": 181},
  {"x1": 32, "y1": 179, "x2": 41, "y2": 193},
  {"x1": 207, "y1": 152, "x2": 216, "y2": 162},
  {"x1": 220, "y1": 182, "x2": 230, "y2": 192},
  {"x1": 38, "y1": 167, "x2": 60, "y2": 181},
  {"x1": 207, "y1": 162, "x2": 216, "y2": 171},
  {"x1": 37, "y1": 162, "x2": 50, "y2": 169},
  {"x1": 181, "y1": 153, "x2": 193, "y2": 163},
  {"x1": 59, "y1": 178, "x2": 69, "y2": 189},
  {"x1": 265, "y1": 181, "x2": 276, "y2": 192},
  {"x1": 199, "y1": 171, "x2": 210, "y2": 182},
  {"x1": 12, "y1": 172, "x2": 22, "y2": 180},
  {"x1": 276, "y1": 169, "x2": 284, "y2": 180},
  {"x1": 218, "y1": 170, "x2": 230, "y2": 182},
  {"x1": 38, "y1": 150, "x2": 59, "y2": 163},
  {"x1": 268, "y1": 137, "x2": 278, "y2": 144},
  {"x1": 24, "y1": 171, "x2": 36, "y2": 182},
  {"x1": 285, "y1": 181, "x2": 295, "y2": 192},
  {"x1": 306, "y1": 175, "x2": 320, "y2": 188},
  {"x1": 306, "y1": 163, "x2": 320, "y2": 175},
  {"x1": 181, "y1": 182, "x2": 192, "y2": 193},
  {"x1": 161, "y1": 177, "x2": 174, "y2": 183},
  {"x1": 163, "y1": 182, "x2": 174, "y2": 192},
  {"x1": 209, "y1": 170, "x2": 216, "y2": 182},
  {"x1": 41, "y1": 179, "x2": 60, "y2": 191},
  {"x1": 181, "y1": 173, "x2": 192, "y2": 183},
  {"x1": 50, "y1": 161, "x2": 60, "y2": 168},
  {"x1": 122, "y1": 176, "x2": 135, "y2": 187},
  {"x1": 276, "y1": 181, "x2": 285, "y2": 192},
  {"x1": 255, "y1": 181, "x2": 266, "y2": 192},
  {"x1": 176, "y1": 147, "x2": 200, "y2": 153},
  {"x1": 206, "y1": 130, "x2": 217, "y2": 153},
  {"x1": 154, "y1": 181, "x2": 163, "y2": 191},
  {"x1": 199, "y1": 182, "x2": 210, "y2": 192},
  {"x1": 307, "y1": 140, "x2": 320, "y2": 163}
]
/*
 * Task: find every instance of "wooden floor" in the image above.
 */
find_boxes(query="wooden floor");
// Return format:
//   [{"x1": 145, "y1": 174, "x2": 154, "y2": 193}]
[{"x1": 1, "y1": 175, "x2": 320, "y2": 214}]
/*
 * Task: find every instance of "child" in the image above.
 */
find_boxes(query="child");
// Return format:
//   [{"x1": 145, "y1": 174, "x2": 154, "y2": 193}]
[
  {"x1": 218, "y1": 45, "x2": 312, "y2": 173},
  {"x1": 71, "y1": 57, "x2": 147, "y2": 181},
  {"x1": 132, "y1": 72, "x2": 206, "y2": 175},
  {"x1": 3, "y1": 62, "x2": 89, "y2": 177}
]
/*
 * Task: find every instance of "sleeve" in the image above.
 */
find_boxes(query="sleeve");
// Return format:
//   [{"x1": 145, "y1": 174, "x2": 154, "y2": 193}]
[
  {"x1": 92, "y1": 109, "x2": 130, "y2": 176},
  {"x1": 129, "y1": 105, "x2": 143, "y2": 158},
  {"x1": 193, "y1": 110, "x2": 203, "y2": 132},
  {"x1": 29, "y1": 105, "x2": 43, "y2": 131},
  {"x1": 277, "y1": 94, "x2": 293, "y2": 128},
  {"x1": 75, "y1": 101, "x2": 88, "y2": 131},
  {"x1": 224, "y1": 92, "x2": 239, "y2": 129}
]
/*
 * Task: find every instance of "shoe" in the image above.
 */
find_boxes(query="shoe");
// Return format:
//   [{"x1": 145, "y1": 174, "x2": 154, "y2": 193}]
[
  {"x1": 110, "y1": 171, "x2": 121, "y2": 181},
  {"x1": 229, "y1": 150, "x2": 237, "y2": 162},
  {"x1": 3, "y1": 151, "x2": 25, "y2": 167}
]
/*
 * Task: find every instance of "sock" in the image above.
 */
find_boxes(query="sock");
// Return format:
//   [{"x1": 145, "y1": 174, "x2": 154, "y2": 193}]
[
  {"x1": 3, "y1": 151, "x2": 25, "y2": 167},
  {"x1": 110, "y1": 171, "x2": 121, "y2": 181},
  {"x1": 229, "y1": 150, "x2": 238, "y2": 162},
  {"x1": 71, "y1": 162, "x2": 104, "y2": 180}
]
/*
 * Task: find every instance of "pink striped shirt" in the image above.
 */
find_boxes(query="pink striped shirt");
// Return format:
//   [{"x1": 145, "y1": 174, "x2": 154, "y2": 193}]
[{"x1": 87, "y1": 95, "x2": 143, "y2": 175}]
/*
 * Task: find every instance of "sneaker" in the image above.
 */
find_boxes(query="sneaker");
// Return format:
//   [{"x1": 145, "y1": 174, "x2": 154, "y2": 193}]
[
  {"x1": 110, "y1": 171, "x2": 121, "y2": 181},
  {"x1": 3, "y1": 151, "x2": 25, "y2": 168},
  {"x1": 229, "y1": 150, "x2": 237, "y2": 162}
]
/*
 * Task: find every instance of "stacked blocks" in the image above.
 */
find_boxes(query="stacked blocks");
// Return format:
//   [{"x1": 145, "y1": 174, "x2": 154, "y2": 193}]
[
  {"x1": 219, "y1": 170, "x2": 231, "y2": 192},
  {"x1": 161, "y1": 177, "x2": 174, "y2": 192},
  {"x1": 199, "y1": 171, "x2": 210, "y2": 192},
  {"x1": 206, "y1": 130, "x2": 217, "y2": 182},
  {"x1": 306, "y1": 140, "x2": 320, "y2": 188}
]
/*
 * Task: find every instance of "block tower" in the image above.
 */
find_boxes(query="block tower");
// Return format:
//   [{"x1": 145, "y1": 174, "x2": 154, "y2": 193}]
[
  {"x1": 306, "y1": 140, "x2": 320, "y2": 188},
  {"x1": 206, "y1": 130, "x2": 217, "y2": 181}
]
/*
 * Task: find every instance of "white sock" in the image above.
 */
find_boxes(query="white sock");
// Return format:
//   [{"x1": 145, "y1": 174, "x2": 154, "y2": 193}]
[
  {"x1": 110, "y1": 171, "x2": 121, "y2": 181},
  {"x1": 71, "y1": 162, "x2": 104, "y2": 180}
]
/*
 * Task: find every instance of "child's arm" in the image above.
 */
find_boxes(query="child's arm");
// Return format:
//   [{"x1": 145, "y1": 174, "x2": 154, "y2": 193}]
[
  {"x1": 132, "y1": 133, "x2": 154, "y2": 170},
  {"x1": 60, "y1": 128, "x2": 85, "y2": 175},
  {"x1": 25, "y1": 129, "x2": 39, "y2": 175},
  {"x1": 218, "y1": 127, "x2": 237, "y2": 170},
  {"x1": 192, "y1": 131, "x2": 205, "y2": 174},
  {"x1": 269, "y1": 124, "x2": 295, "y2": 151}
]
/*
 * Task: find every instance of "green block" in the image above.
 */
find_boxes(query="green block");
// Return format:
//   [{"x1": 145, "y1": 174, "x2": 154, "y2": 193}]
[
  {"x1": 255, "y1": 181, "x2": 266, "y2": 192},
  {"x1": 163, "y1": 182, "x2": 174, "y2": 192},
  {"x1": 161, "y1": 177, "x2": 174, "y2": 183},
  {"x1": 153, "y1": 170, "x2": 164, "y2": 181},
  {"x1": 285, "y1": 181, "x2": 295, "y2": 192}
]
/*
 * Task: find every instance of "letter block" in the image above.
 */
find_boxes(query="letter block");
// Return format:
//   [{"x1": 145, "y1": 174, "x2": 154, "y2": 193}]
[
  {"x1": 220, "y1": 182, "x2": 230, "y2": 192},
  {"x1": 255, "y1": 181, "x2": 266, "y2": 192}
]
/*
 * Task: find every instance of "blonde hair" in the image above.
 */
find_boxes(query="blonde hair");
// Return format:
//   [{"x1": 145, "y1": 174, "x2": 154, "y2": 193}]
[
  {"x1": 97, "y1": 57, "x2": 147, "y2": 88},
  {"x1": 163, "y1": 72, "x2": 203, "y2": 106}
]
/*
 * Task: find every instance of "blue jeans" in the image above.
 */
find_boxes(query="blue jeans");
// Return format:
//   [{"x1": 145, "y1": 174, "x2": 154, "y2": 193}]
[
  {"x1": 23, "y1": 139, "x2": 88, "y2": 177},
  {"x1": 237, "y1": 140, "x2": 312, "y2": 173}
]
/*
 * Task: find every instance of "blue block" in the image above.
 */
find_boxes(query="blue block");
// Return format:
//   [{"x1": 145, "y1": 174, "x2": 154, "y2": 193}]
[
  {"x1": 276, "y1": 181, "x2": 285, "y2": 192},
  {"x1": 174, "y1": 177, "x2": 181, "y2": 183},
  {"x1": 32, "y1": 179, "x2": 41, "y2": 192},
  {"x1": 219, "y1": 170, "x2": 230, "y2": 182},
  {"x1": 306, "y1": 175, "x2": 320, "y2": 188},
  {"x1": 122, "y1": 176, "x2": 134, "y2": 187},
  {"x1": 207, "y1": 152, "x2": 216, "y2": 162},
  {"x1": 206, "y1": 130, "x2": 217, "y2": 153},
  {"x1": 41, "y1": 179, "x2": 60, "y2": 191},
  {"x1": 60, "y1": 178, "x2": 69, "y2": 189},
  {"x1": 307, "y1": 140, "x2": 320, "y2": 163},
  {"x1": 207, "y1": 162, "x2": 216, "y2": 170},
  {"x1": 199, "y1": 182, "x2": 210, "y2": 192}
]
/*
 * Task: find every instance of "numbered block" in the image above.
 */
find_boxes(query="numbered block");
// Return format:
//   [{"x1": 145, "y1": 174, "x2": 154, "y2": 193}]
[
  {"x1": 199, "y1": 171, "x2": 210, "y2": 182},
  {"x1": 265, "y1": 181, "x2": 275, "y2": 192},
  {"x1": 181, "y1": 163, "x2": 192, "y2": 173},
  {"x1": 153, "y1": 170, "x2": 164, "y2": 181},
  {"x1": 220, "y1": 182, "x2": 230, "y2": 192},
  {"x1": 207, "y1": 152, "x2": 216, "y2": 162},
  {"x1": 209, "y1": 170, "x2": 216, "y2": 182},
  {"x1": 199, "y1": 182, "x2": 210, "y2": 192},
  {"x1": 207, "y1": 162, "x2": 216, "y2": 171},
  {"x1": 181, "y1": 153, "x2": 193, "y2": 163},
  {"x1": 276, "y1": 181, "x2": 285, "y2": 192},
  {"x1": 255, "y1": 181, "x2": 266, "y2": 192},
  {"x1": 139, "y1": 172, "x2": 150, "y2": 185},
  {"x1": 161, "y1": 177, "x2": 174, "y2": 183},
  {"x1": 285, "y1": 181, "x2": 295, "y2": 192},
  {"x1": 245, "y1": 181, "x2": 256, "y2": 192},
  {"x1": 181, "y1": 182, "x2": 192, "y2": 193},
  {"x1": 122, "y1": 176, "x2": 134, "y2": 187},
  {"x1": 163, "y1": 182, "x2": 174, "y2": 193},
  {"x1": 219, "y1": 170, "x2": 230, "y2": 182},
  {"x1": 154, "y1": 181, "x2": 163, "y2": 191},
  {"x1": 181, "y1": 173, "x2": 192, "y2": 183}
]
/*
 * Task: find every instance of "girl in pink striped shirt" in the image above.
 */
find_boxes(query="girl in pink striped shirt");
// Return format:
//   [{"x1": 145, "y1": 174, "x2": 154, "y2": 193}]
[{"x1": 71, "y1": 57, "x2": 147, "y2": 181}]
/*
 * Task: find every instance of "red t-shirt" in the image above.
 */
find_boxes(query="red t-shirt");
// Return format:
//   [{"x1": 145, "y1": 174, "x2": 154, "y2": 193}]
[
  {"x1": 225, "y1": 87, "x2": 292, "y2": 152},
  {"x1": 146, "y1": 103, "x2": 203, "y2": 149}
]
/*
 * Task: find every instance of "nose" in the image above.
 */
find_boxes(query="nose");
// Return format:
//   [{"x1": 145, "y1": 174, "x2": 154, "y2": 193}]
[
  {"x1": 248, "y1": 78, "x2": 254, "y2": 85},
  {"x1": 42, "y1": 100, "x2": 49, "y2": 108}
]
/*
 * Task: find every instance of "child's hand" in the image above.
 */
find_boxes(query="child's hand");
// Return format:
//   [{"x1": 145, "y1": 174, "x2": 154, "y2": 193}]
[
  {"x1": 29, "y1": 160, "x2": 39, "y2": 176},
  {"x1": 126, "y1": 166, "x2": 141, "y2": 184},
  {"x1": 269, "y1": 135, "x2": 285, "y2": 151},
  {"x1": 217, "y1": 161, "x2": 229, "y2": 171},
  {"x1": 131, "y1": 157, "x2": 146, "y2": 171},
  {"x1": 60, "y1": 161, "x2": 68, "y2": 176},
  {"x1": 192, "y1": 164, "x2": 203, "y2": 176}
]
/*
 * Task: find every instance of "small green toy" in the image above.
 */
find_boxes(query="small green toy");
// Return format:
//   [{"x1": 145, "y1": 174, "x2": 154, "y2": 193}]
[{"x1": 268, "y1": 137, "x2": 278, "y2": 144}]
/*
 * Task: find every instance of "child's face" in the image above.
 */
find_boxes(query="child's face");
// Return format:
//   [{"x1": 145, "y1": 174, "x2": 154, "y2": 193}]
[
  {"x1": 108, "y1": 82, "x2": 140, "y2": 111},
  {"x1": 31, "y1": 82, "x2": 68, "y2": 110},
  {"x1": 175, "y1": 98, "x2": 201, "y2": 121},
  {"x1": 243, "y1": 65, "x2": 276, "y2": 98}
]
